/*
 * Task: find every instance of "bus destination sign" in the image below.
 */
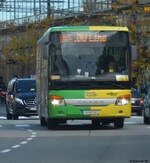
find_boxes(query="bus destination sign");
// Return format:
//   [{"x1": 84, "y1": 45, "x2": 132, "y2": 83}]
[{"x1": 59, "y1": 33, "x2": 107, "y2": 43}]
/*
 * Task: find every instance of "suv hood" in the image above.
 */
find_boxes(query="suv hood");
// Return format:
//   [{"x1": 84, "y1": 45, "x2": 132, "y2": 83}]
[{"x1": 16, "y1": 92, "x2": 36, "y2": 99}]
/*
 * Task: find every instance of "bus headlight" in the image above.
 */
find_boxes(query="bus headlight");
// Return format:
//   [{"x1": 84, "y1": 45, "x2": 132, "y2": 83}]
[
  {"x1": 115, "y1": 94, "x2": 130, "y2": 106},
  {"x1": 50, "y1": 95, "x2": 65, "y2": 106}
]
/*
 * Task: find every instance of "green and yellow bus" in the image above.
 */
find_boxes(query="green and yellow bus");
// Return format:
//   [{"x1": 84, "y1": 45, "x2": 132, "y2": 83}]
[{"x1": 36, "y1": 26, "x2": 132, "y2": 129}]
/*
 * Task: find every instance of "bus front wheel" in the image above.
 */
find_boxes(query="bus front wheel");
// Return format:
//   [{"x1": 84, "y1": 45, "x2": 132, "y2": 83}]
[
  {"x1": 114, "y1": 118, "x2": 124, "y2": 129},
  {"x1": 92, "y1": 119, "x2": 100, "y2": 127},
  {"x1": 47, "y1": 118, "x2": 57, "y2": 130}
]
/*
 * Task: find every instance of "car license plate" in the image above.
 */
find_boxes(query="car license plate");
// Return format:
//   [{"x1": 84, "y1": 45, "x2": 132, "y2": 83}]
[
  {"x1": 132, "y1": 101, "x2": 135, "y2": 104},
  {"x1": 82, "y1": 110, "x2": 99, "y2": 115},
  {"x1": 30, "y1": 107, "x2": 37, "y2": 111}
]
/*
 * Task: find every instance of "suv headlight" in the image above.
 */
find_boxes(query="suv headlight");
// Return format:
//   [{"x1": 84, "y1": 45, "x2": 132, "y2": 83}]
[
  {"x1": 50, "y1": 95, "x2": 65, "y2": 106},
  {"x1": 15, "y1": 98, "x2": 24, "y2": 105},
  {"x1": 115, "y1": 94, "x2": 130, "y2": 106}
]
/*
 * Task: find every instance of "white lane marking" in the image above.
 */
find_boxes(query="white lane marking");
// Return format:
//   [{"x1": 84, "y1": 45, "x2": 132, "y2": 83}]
[
  {"x1": 31, "y1": 132, "x2": 37, "y2": 135},
  {"x1": 26, "y1": 138, "x2": 33, "y2": 141},
  {"x1": 16, "y1": 124, "x2": 30, "y2": 127},
  {"x1": 131, "y1": 116, "x2": 143, "y2": 119},
  {"x1": 125, "y1": 122, "x2": 137, "y2": 124},
  {"x1": 19, "y1": 116, "x2": 39, "y2": 119},
  {"x1": 0, "y1": 116, "x2": 39, "y2": 120},
  {"x1": 0, "y1": 125, "x2": 3, "y2": 127},
  {"x1": 0, "y1": 129, "x2": 37, "y2": 154},
  {"x1": 146, "y1": 126, "x2": 150, "y2": 129},
  {"x1": 20, "y1": 141, "x2": 28, "y2": 145},
  {"x1": 0, "y1": 149, "x2": 11, "y2": 153},
  {"x1": 67, "y1": 121, "x2": 139, "y2": 125},
  {"x1": 12, "y1": 145, "x2": 21, "y2": 149},
  {"x1": 31, "y1": 135, "x2": 37, "y2": 138},
  {"x1": 0, "y1": 116, "x2": 6, "y2": 120}
]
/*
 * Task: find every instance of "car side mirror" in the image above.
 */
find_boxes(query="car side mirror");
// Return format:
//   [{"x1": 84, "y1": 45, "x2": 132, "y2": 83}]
[
  {"x1": 131, "y1": 45, "x2": 137, "y2": 61},
  {"x1": 10, "y1": 94, "x2": 14, "y2": 98}
]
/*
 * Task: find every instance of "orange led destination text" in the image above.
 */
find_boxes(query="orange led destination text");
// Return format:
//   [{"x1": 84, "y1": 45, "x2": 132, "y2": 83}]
[{"x1": 60, "y1": 33, "x2": 107, "y2": 43}]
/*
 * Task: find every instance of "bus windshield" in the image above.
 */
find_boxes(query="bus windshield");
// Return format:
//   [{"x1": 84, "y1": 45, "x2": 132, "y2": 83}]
[{"x1": 49, "y1": 31, "x2": 130, "y2": 82}]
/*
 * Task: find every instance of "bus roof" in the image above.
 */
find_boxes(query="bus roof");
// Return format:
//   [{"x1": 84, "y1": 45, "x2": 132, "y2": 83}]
[
  {"x1": 38, "y1": 26, "x2": 129, "y2": 44},
  {"x1": 49, "y1": 26, "x2": 129, "y2": 32}
]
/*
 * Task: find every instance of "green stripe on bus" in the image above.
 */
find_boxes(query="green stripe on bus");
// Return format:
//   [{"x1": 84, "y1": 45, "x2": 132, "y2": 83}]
[
  {"x1": 48, "y1": 90, "x2": 90, "y2": 118},
  {"x1": 49, "y1": 90, "x2": 85, "y2": 98},
  {"x1": 49, "y1": 104, "x2": 91, "y2": 118},
  {"x1": 50, "y1": 26, "x2": 89, "y2": 32}
]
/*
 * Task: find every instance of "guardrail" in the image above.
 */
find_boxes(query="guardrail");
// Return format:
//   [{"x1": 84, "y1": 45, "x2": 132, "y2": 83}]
[{"x1": 0, "y1": 1, "x2": 112, "y2": 29}]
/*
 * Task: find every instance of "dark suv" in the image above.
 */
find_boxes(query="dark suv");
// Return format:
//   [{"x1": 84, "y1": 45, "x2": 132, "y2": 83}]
[
  {"x1": 131, "y1": 88, "x2": 144, "y2": 116},
  {"x1": 6, "y1": 78, "x2": 37, "y2": 120}
]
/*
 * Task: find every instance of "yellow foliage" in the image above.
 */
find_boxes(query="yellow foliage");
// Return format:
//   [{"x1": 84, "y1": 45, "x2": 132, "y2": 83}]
[
  {"x1": 119, "y1": 0, "x2": 126, "y2": 4},
  {"x1": 1, "y1": 1, "x2": 149, "y2": 86},
  {"x1": 112, "y1": 4, "x2": 118, "y2": 12},
  {"x1": 131, "y1": 25, "x2": 137, "y2": 32},
  {"x1": 130, "y1": 0, "x2": 137, "y2": 4}
]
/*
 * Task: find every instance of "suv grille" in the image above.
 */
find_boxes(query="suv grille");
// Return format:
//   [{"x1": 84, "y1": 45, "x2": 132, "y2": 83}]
[{"x1": 23, "y1": 98, "x2": 36, "y2": 107}]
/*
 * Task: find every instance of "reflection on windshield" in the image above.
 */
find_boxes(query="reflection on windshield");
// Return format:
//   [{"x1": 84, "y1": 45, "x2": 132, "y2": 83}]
[
  {"x1": 50, "y1": 31, "x2": 130, "y2": 82},
  {"x1": 50, "y1": 46, "x2": 129, "y2": 81}
]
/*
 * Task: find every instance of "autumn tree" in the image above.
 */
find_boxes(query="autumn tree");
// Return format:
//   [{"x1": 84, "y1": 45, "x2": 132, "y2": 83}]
[
  {"x1": 1, "y1": 0, "x2": 150, "y2": 87},
  {"x1": 112, "y1": 0, "x2": 150, "y2": 89}
]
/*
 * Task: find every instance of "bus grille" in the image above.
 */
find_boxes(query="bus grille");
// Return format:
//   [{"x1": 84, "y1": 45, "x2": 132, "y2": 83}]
[{"x1": 65, "y1": 98, "x2": 116, "y2": 107}]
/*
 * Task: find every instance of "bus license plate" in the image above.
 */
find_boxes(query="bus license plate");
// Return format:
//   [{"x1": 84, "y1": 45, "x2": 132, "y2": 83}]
[{"x1": 82, "y1": 110, "x2": 99, "y2": 115}]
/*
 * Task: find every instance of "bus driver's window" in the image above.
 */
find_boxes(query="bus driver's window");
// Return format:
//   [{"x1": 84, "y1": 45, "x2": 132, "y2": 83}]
[{"x1": 100, "y1": 56, "x2": 117, "y2": 74}]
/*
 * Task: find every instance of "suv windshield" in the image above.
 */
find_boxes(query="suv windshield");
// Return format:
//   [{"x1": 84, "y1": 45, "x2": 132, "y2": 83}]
[{"x1": 16, "y1": 80, "x2": 36, "y2": 93}]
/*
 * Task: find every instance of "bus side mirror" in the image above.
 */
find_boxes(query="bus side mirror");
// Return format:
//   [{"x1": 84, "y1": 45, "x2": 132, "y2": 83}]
[{"x1": 131, "y1": 45, "x2": 137, "y2": 61}]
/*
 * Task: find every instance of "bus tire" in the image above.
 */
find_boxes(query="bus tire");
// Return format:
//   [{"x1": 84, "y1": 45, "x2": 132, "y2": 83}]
[
  {"x1": 40, "y1": 116, "x2": 46, "y2": 127},
  {"x1": 47, "y1": 118, "x2": 57, "y2": 130},
  {"x1": 114, "y1": 118, "x2": 124, "y2": 129},
  {"x1": 92, "y1": 119, "x2": 100, "y2": 127},
  {"x1": 137, "y1": 111, "x2": 142, "y2": 116}
]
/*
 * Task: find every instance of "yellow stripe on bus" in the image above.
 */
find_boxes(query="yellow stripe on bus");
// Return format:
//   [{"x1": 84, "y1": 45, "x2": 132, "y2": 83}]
[{"x1": 90, "y1": 26, "x2": 129, "y2": 31}]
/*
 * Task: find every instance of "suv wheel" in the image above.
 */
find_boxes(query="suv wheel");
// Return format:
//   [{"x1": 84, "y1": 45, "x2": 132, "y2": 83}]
[
  {"x1": 6, "y1": 104, "x2": 12, "y2": 120},
  {"x1": 6, "y1": 113, "x2": 12, "y2": 120},
  {"x1": 144, "y1": 114, "x2": 149, "y2": 124},
  {"x1": 13, "y1": 114, "x2": 19, "y2": 120},
  {"x1": 143, "y1": 108, "x2": 150, "y2": 124},
  {"x1": 40, "y1": 116, "x2": 46, "y2": 126}
]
